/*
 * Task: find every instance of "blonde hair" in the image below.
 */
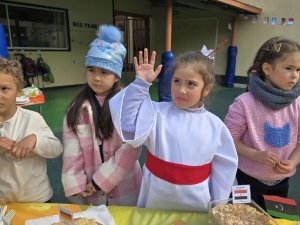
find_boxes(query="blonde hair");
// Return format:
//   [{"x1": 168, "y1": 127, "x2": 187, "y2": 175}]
[{"x1": 0, "y1": 57, "x2": 24, "y2": 90}]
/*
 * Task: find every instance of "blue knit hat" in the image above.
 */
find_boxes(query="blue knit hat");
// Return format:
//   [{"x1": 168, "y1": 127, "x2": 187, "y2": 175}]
[{"x1": 85, "y1": 25, "x2": 126, "y2": 78}]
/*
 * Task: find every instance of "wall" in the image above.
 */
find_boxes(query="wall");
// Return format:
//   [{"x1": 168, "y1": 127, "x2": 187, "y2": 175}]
[
  {"x1": 6, "y1": 0, "x2": 113, "y2": 87},
  {"x1": 235, "y1": 0, "x2": 300, "y2": 77},
  {"x1": 151, "y1": 0, "x2": 300, "y2": 79},
  {"x1": 114, "y1": 0, "x2": 151, "y2": 15},
  {"x1": 151, "y1": 5, "x2": 233, "y2": 76},
  {"x1": 6, "y1": 0, "x2": 299, "y2": 87}
]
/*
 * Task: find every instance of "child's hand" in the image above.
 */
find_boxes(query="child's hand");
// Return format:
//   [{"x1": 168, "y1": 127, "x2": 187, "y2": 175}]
[
  {"x1": 75, "y1": 182, "x2": 96, "y2": 197},
  {"x1": 86, "y1": 182, "x2": 97, "y2": 194},
  {"x1": 76, "y1": 191, "x2": 94, "y2": 197},
  {"x1": 0, "y1": 137, "x2": 15, "y2": 151},
  {"x1": 134, "y1": 48, "x2": 162, "y2": 83},
  {"x1": 273, "y1": 160, "x2": 295, "y2": 174},
  {"x1": 11, "y1": 134, "x2": 36, "y2": 159},
  {"x1": 254, "y1": 151, "x2": 279, "y2": 167}
]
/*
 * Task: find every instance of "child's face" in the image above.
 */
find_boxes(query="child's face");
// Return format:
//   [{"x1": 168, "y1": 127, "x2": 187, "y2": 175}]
[
  {"x1": 86, "y1": 67, "x2": 119, "y2": 96},
  {"x1": 0, "y1": 73, "x2": 22, "y2": 120},
  {"x1": 263, "y1": 52, "x2": 300, "y2": 91},
  {"x1": 171, "y1": 65, "x2": 212, "y2": 109}
]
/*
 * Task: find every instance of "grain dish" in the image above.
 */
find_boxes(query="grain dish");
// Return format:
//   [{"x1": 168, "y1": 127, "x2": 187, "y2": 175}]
[
  {"x1": 208, "y1": 199, "x2": 278, "y2": 225},
  {"x1": 211, "y1": 203, "x2": 274, "y2": 225},
  {"x1": 51, "y1": 217, "x2": 102, "y2": 225}
]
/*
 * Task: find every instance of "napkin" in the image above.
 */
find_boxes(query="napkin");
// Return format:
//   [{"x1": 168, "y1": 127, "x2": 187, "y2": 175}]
[
  {"x1": 16, "y1": 96, "x2": 30, "y2": 104},
  {"x1": 25, "y1": 205, "x2": 116, "y2": 225}
]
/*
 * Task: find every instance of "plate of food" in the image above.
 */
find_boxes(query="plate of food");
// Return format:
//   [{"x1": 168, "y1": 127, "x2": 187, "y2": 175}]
[
  {"x1": 52, "y1": 217, "x2": 102, "y2": 225},
  {"x1": 23, "y1": 86, "x2": 42, "y2": 98},
  {"x1": 208, "y1": 198, "x2": 278, "y2": 225}
]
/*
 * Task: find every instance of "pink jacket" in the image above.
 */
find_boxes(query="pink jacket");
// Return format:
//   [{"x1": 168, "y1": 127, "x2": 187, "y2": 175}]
[{"x1": 62, "y1": 100, "x2": 142, "y2": 206}]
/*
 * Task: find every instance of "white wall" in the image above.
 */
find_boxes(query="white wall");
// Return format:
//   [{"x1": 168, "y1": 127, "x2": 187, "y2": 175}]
[{"x1": 235, "y1": 0, "x2": 300, "y2": 77}]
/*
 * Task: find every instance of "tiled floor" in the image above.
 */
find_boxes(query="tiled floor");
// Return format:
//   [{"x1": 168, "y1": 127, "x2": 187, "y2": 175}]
[{"x1": 31, "y1": 79, "x2": 299, "y2": 207}]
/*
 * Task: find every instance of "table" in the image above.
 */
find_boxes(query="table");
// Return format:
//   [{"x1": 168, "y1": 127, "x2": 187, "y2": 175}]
[
  {"x1": 16, "y1": 94, "x2": 45, "y2": 114},
  {"x1": 5, "y1": 202, "x2": 299, "y2": 225}
]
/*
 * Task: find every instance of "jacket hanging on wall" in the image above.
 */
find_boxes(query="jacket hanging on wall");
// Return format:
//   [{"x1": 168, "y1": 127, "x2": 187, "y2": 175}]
[
  {"x1": 20, "y1": 56, "x2": 38, "y2": 79},
  {"x1": 37, "y1": 56, "x2": 55, "y2": 83}
]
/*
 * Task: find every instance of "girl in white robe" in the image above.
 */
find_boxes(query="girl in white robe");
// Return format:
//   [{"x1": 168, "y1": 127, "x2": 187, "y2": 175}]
[{"x1": 109, "y1": 49, "x2": 238, "y2": 211}]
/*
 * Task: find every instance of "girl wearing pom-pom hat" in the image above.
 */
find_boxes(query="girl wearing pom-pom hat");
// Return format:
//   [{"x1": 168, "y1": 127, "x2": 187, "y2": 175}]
[{"x1": 61, "y1": 25, "x2": 142, "y2": 206}]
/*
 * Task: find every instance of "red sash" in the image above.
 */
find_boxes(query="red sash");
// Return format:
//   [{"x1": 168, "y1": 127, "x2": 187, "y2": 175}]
[{"x1": 145, "y1": 151, "x2": 211, "y2": 185}]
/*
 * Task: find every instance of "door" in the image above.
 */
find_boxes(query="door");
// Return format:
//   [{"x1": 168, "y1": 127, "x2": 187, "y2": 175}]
[{"x1": 115, "y1": 14, "x2": 150, "y2": 73}]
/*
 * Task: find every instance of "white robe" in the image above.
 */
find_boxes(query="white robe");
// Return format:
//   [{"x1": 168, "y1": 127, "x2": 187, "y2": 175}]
[{"x1": 110, "y1": 76, "x2": 238, "y2": 211}]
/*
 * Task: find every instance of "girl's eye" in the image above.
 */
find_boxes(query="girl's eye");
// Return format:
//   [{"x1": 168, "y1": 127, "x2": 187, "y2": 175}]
[
  {"x1": 172, "y1": 79, "x2": 179, "y2": 84},
  {"x1": 1, "y1": 87, "x2": 9, "y2": 92},
  {"x1": 188, "y1": 82, "x2": 197, "y2": 87},
  {"x1": 87, "y1": 68, "x2": 94, "y2": 72}
]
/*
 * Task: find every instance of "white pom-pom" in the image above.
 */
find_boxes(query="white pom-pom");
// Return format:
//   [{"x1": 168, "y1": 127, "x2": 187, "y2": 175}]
[{"x1": 97, "y1": 25, "x2": 121, "y2": 43}]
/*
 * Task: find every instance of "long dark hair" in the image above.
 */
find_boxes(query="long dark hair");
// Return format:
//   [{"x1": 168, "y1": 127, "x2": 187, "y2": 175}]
[
  {"x1": 65, "y1": 81, "x2": 122, "y2": 140},
  {"x1": 247, "y1": 36, "x2": 300, "y2": 79}
]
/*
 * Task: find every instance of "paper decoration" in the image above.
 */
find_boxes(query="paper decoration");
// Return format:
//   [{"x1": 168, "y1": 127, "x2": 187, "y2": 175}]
[
  {"x1": 200, "y1": 45, "x2": 214, "y2": 57},
  {"x1": 288, "y1": 18, "x2": 295, "y2": 25},
  {"x1": 228, "y1": 22, "x2": 232, "y2": 31},
  {"x1": 263, "y1": 195, "x2": 299, "y2": 221},
  {"x1": 264, "y1": 17, "x2": 269, "y2": 24},
  {"x1": 252, "y1": 15, "x2": 258, "y2": 24},
  {"x1": 245, "y1": 15, "x2": 293, "y2": 27}
]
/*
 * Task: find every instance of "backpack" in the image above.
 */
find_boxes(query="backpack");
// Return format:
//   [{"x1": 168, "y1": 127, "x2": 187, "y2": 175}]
[{"x1": 20, "y1": 56, "x2": 38, "y2": 79}]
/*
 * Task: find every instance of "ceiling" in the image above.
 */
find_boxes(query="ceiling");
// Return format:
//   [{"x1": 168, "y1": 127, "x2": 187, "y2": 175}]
[{"x1": 150, "y1": 0, "x2": 262, "y2": 15}]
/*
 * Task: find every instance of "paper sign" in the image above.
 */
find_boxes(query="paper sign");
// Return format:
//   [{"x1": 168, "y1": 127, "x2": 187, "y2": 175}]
[
  {"x1": 288, "y1": 18, "x2": 295, "y2": 25},
  {"x1": 200, "y1": 45, "x2": 214, "y2": 57},
  {"x1": 252, "y1": 15, "x2": 258, "y2": 24},
  {"x1": 232, "y1": 185, "x2": 251, "y2": 204},
  {"x1": 271, "y1": 17, "x2": 277, "y2": 25},
  {"x1": 59, "y1": 206, "x2": 74, "y2": 225},
  {"x1": 264, "y1": 17, "x2": 269, "y2": 24}
]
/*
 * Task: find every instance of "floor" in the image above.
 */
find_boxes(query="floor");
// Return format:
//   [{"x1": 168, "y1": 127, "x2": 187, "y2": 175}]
[{"x1": 28, "y1": 77, "x2": 300, "y2": 207}]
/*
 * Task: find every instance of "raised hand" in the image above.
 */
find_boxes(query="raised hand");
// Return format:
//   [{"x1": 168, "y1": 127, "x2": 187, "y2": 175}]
[{"x1": 134, "y1": 48, "x2": 162, "y2": 83}]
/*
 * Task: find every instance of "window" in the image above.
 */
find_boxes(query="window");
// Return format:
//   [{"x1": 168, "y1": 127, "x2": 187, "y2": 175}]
[{"x1": 0, "y1": 2, "x2": 70, "y2": 50}]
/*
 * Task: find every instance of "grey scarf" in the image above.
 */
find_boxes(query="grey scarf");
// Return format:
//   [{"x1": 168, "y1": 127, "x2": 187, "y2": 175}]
[{"x1": 248, "y1": 74, "x2": 300, "y2": 110}]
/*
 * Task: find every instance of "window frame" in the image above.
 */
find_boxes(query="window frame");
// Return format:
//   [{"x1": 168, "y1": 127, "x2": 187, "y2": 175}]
[{"x1": 0, "y1": 1, "x2": 71, "y2": 51}]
